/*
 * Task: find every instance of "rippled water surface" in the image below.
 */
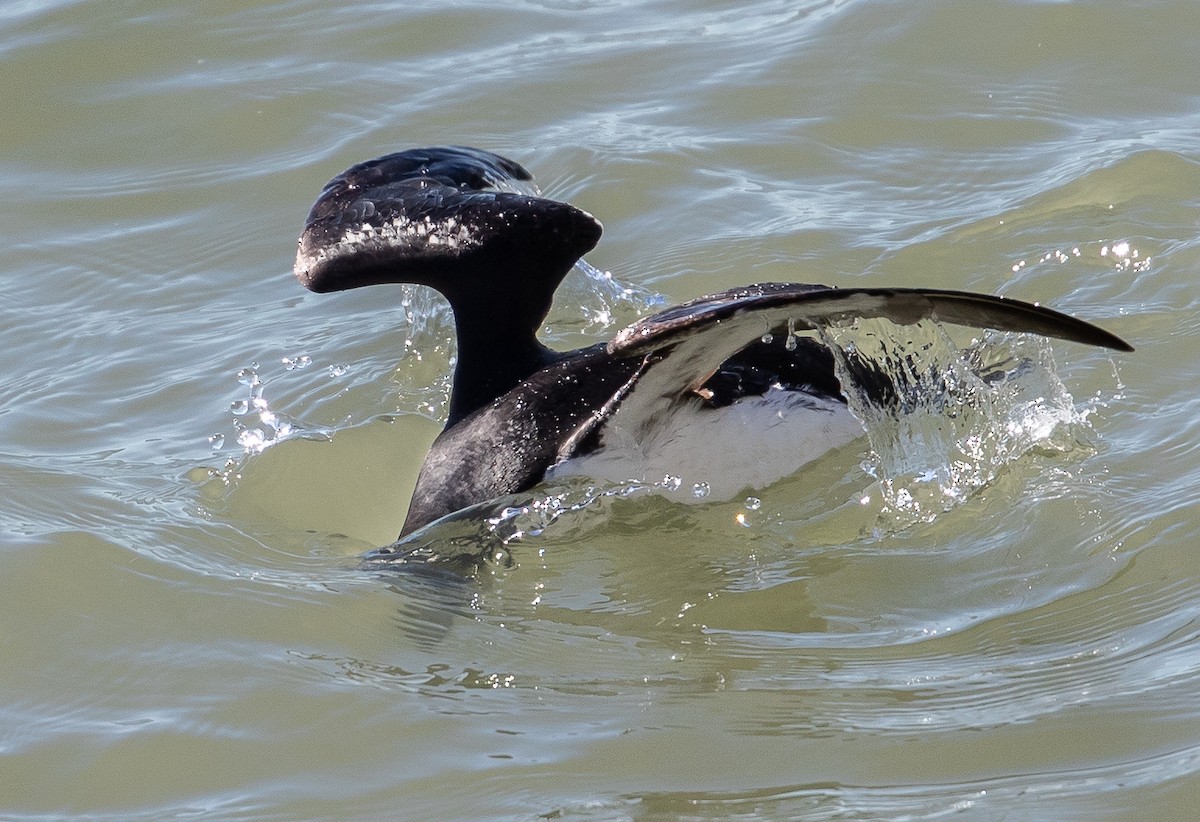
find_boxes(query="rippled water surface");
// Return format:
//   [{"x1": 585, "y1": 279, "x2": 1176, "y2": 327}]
[{"x1": 3, "y1": 1, "x2": 1200, "y2": 819}]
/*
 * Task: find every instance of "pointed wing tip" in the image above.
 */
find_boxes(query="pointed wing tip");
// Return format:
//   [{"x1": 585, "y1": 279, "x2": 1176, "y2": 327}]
[
  {"x1": 1097, "y1": 323, "x2": 1135, "y2": 352},
  {"x1": 1103, "y1": 334, "x2": 1135, "y2": 353},
  {"x1": 922, "y1": 291, "x2": 1134, "y2": 353},
  {"x1": 1064, "y1": 325, "x2": 1134, "y2": 353}
]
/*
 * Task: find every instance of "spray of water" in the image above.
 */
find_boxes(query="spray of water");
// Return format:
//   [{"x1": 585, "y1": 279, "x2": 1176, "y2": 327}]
[{"x1": 819, "y1": 318, "x2": 1092, "y2": 531}]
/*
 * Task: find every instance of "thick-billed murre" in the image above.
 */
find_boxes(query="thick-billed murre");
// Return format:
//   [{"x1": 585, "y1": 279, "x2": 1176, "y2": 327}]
[{"x1": 293, "y1": 146, "x2": 1132, "y2": 539}]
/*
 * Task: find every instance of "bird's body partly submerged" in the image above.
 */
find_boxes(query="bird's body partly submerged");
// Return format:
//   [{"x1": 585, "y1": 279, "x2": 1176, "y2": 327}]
[{"x1": 294, "y1": 146, "x2": 1132, "y2": 540}]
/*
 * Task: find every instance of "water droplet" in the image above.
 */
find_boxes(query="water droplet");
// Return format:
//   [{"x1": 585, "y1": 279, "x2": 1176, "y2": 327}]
[
  {"x1": 237, "y1": 428, "x2": 267, "y2": 453},
  {"x1": 281, "y1": 355, "x2": 311, "y2": 371}
]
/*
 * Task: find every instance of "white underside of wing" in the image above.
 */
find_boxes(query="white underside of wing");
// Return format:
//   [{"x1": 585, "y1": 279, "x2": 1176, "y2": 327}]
[{"x1": 547, "y1": 387, "x2": 866, "y2": 501}]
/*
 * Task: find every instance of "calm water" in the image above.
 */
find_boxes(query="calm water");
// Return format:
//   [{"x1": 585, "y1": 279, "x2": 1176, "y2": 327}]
[{"x1": 3, "y1": 0, "x2": 1199, "y2": 819}]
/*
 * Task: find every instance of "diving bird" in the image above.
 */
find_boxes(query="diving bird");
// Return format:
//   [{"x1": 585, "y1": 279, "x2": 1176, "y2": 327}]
[{"x1": 293, "y1": 146, "x2": 1132, "y2": 539}]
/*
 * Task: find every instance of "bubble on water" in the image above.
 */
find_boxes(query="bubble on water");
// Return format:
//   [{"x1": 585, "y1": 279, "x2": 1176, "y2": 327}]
[
  {"x1": 744, "y1": 496, "x2": 762, "y2": 510},
  {"x1": 236, "y1": 367, "x2": 259, "y2": 387},
  {"x1": 207, "y1": 433, "x2": 225, "y2": 450},
  {"x1": 281, "y1": 355, "x2": 312, "y2": 371},
  {"x1": 661, "y1": 474, "x2": 682, "y2": 492},
  {"x1": 761, "y1": 333, "x2": 774, "y2": 345},
  {"x1": 329, "y1": 363, "x2": 349, "y2": 377},
  {"x1": 692, "y1": 482, "x2": 711, "y2": 499},
  {"x1": 230, "y1": 399, "x2": 249, "y2": 415}
]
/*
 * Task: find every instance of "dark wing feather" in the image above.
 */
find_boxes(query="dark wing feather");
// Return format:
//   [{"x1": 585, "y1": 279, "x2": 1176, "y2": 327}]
[{"x1": 612, "y1": 283, "x2": 1131, "y2": 358}]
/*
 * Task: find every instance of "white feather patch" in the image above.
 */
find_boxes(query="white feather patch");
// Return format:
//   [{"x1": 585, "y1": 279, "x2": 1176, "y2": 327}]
[{"x1": 548, "y1": 387, "x2": 864, "y2": 500}]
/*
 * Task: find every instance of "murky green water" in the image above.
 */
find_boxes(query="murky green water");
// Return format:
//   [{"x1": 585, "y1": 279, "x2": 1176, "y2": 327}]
[{"x1": 3, "y1": 1, "x2": 1199, "y2": 819}]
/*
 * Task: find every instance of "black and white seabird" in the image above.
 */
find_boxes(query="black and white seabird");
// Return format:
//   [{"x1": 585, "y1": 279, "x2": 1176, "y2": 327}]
[{"x1": 293, "y1": 146, "x2": 1132, "y2": 539}]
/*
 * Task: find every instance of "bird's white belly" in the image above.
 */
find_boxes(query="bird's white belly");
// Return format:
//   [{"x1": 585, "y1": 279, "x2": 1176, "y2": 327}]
[{"x1": 548, "y1": 387, "x2": 865, "y2": 500}]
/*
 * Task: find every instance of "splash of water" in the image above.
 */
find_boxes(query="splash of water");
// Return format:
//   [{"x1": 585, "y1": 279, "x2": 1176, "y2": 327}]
[
  {"x1": 819, "y1": 318, "x2": 1092, "y2": 530},
  {"x1": 213, "y1": 359, "x2": 335, "y2": 461},
  {"x1": 490, "y1": 168, "x2": 665, "y2": 330},
  {"x1": 570, "y1": 258, "x2": 665, "y2": 330},
  {"x1": 362, "y1": 472, "x2": 703, "y2": 572},
  {"x1": 1011, "y1": 239, "x2": 1151, "y2": 275}
]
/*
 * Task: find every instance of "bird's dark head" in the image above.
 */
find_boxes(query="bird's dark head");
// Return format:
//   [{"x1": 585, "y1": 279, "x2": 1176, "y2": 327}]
[{"x1": 294, "y1": 146, "x2": 602, "y2": 306}]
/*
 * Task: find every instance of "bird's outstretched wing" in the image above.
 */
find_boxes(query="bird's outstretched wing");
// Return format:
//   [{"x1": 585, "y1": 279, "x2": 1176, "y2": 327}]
[{"x1": 566, "y1": 283, "x2": 1132, "y2": 447}]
